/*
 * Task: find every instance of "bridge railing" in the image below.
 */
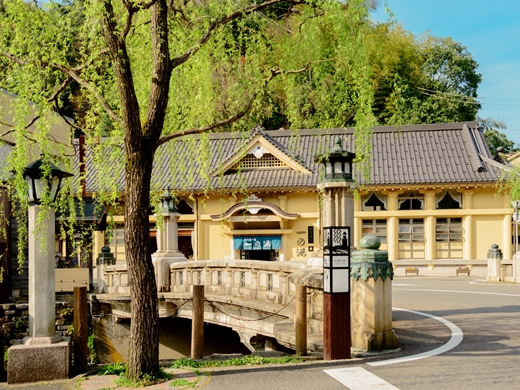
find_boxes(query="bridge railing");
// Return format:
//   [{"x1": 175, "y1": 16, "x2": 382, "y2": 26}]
[
  {"x1": 169, "y1": 260, "x2": 303, "y2": 305},
  {"x1": 103, "y1": 259, "x2": 325, "y2": 332}
]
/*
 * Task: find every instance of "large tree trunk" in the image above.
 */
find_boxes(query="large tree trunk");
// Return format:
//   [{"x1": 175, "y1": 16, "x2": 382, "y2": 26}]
[
  {"x1": 124, "y1": 144, "x2": 159, "y2": 378},
  {"x1": 102, "y1": 0, "x2": 169, "y2": 378}
]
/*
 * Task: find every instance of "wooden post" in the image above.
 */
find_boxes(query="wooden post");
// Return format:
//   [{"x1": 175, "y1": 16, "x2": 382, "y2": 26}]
[
  {"x1": 73, "y1": 286, "x2": 88, "y2": 369},
  {"x1": 191, "y1": 285, "x2": 204, "y2": 359},
  {"x1": 0, "y1": 327, "x2": 5, "y2": 381},
  {"x1": 295, "y1": 284, "x2": 307, "y2": 356},
  {"x1": 323, "y1": 293, "x2": 351, "y2": 360}
]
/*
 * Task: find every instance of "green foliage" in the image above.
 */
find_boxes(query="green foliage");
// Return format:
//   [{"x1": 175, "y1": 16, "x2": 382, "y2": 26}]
[
  {"x1": 171, "y1": 377, "x2": 200, "y2": 389},
  {"x1": 88, "y1": 333, "x2": 98, "y2": 364},
  {"x1": 479, "y1": 116, "x2": 516, "y2": 155},
  {"x1": 367, "y1": 23, "x2": 481, "y2": 126},
  {"x1": 98, "y1": 361, "x2": 126, "y2": 376},
  {"x1": 171, "y1": 355, "x2": 305, "y2": 369}
]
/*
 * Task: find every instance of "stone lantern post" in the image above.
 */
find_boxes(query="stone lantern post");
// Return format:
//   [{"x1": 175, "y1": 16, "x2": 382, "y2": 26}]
[
  {"x1": 8, "y1": 159, "x2": 73, "y2": 383},
  {"x1": 152, "y1": 188, "x2": 187, "y2": 291}
]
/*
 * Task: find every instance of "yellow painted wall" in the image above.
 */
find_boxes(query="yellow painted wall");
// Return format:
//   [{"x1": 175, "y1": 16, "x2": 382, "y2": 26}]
[
  {"x1": 474, "y1": 216, "x2": 504, "y2": 259},
  {"x1": 201, "y1": 222, "x2": 230, "y2": 260},
  {"x1": 285, "y1": 193, "x2": 317, "y2": 213},
  {"x1": 472, "y1": 188, "x2": 503, "y2": 210},
  {"x1": 285, "y1": 218, "x2": 317, "y2": 260}
]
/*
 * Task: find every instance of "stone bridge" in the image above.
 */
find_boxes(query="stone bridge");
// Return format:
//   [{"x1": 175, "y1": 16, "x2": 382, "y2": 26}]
[{"x1": 92, "y1": 260, "x2": 325, "y2": 358}]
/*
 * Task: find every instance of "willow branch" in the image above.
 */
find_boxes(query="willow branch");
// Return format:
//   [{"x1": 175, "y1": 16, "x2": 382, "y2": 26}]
[
  {"x1": 53, "y1": 64, "x2": 121, "y2": 124},
  {"x1": 156, "y1": 98, "x2": 254, "y2": 147},
  {"x1": 48, "y1": 76, "x2": 73, "y2": 103},
  {"x1": 170, "y1": 0, "x2": 304, "y2": 70},
  {"x1": 156, "y1": 61, "x2": 312, "y2": 147},
  {"x1": 1, "y1": 51, "x2": 121, "y2": 124}
]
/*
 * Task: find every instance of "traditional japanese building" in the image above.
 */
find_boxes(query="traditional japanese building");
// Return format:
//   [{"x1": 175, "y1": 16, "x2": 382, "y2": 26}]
[{"x1": 83, "y1": 121, "x2": 512, "y2": 276}]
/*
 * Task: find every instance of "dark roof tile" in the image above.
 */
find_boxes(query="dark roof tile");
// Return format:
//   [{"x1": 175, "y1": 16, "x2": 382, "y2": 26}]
[{"x1": 78, "y1": 121, "x2": 507, "y2": 194}]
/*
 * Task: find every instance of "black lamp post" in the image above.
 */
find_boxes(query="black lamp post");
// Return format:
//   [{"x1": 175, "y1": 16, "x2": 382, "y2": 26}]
[{"x1": 24, "y1": 158, "x2": 73, "y2": 205}]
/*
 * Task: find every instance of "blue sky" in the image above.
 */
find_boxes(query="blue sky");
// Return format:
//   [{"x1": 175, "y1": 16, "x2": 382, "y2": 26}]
[{"x1": 371, "y1": 1, "x2": 520, "y2": 145}]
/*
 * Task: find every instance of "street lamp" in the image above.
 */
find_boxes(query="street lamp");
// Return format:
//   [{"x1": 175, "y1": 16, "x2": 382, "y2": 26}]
[{"x1": 24, "y1": 158, "x2": 73, "y2": 205}]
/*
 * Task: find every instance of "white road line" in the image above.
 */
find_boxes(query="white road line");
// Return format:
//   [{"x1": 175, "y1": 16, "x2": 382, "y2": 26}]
[
  {"x1": 368, "y1": 307, "x2": 463, "y2": 367},
  {"x1": 324, "y1": 367, "x2": 399, "y2": 390},
  {"x1": 394, "y1": 288, "x2": 520, "y2": 298},
  {"x1": 392, "y1": 284, "x2": 424, "y2": 286}
]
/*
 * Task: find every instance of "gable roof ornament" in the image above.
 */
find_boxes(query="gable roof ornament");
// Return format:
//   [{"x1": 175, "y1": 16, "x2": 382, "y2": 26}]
[
  {"x1": 209, "y1": 126, "x2": 313, "y2": 177},
  {"x1": 250, "y1": 145, "x2": 267, "y2": 159}
]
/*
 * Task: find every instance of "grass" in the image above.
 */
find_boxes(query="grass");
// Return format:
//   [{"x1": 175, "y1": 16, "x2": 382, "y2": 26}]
[
  {"x1": 96, "y1": 363, "x2": 171, "y2": 388},
  {"x1": 98, "y1": 361, "x2": 126, "y2": 376},
  {"x1": 170, "y1": 355, "x2": 305, "y2": 369},
  {"x1": 172, "y1": 377, "x2": 200, "y2": 389}
]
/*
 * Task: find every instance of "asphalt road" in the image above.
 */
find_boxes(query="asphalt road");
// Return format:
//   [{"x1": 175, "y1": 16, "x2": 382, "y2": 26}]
[{"x1": 203, "y1": 277, "x2": 520, "y2": 390}]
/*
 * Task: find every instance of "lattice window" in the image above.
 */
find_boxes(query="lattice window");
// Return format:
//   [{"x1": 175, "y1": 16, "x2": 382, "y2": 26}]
[{"x1": 232, "y1": 153, "x2": 287, "y2": 169}]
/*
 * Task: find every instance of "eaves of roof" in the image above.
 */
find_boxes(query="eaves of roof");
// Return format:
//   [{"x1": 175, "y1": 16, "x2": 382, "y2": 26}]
[{"x1": 77, "y1": 121, "x2": 506, "y2": 196}]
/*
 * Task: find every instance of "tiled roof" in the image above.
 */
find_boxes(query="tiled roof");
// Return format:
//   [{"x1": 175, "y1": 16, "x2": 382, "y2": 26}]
[{"x1": 78, "y1": 121, "x2": 508, "y2": 195}]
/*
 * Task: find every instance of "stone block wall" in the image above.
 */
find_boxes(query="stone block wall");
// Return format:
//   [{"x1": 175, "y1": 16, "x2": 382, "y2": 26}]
[{"x1": 1, "y1": 300, "x2": 75, "y2": 347}]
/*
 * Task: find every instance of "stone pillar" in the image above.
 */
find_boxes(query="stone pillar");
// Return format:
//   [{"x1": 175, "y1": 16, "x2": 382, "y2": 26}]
[
  {"x1": 487, "y1": 244, "x2": 503, "y2": 282},
  {"x1": 152, "y1": 212, "x2": 187, "y2": 292},
  {"x1": 96, "y1": 246, "x2": 116, "y2": 293},
  {"x1": 8, "y1": 206, "x2": 71, "y2": 384},
  {"x1": 514, "y1": 252, "x2": 520, "y2": 283},
  {"x1": 28, "y1": 206, "x2": 57, "y2": 339},
  {"x1": 351, "y1": 235, "x2": 398, "y2": 352}
]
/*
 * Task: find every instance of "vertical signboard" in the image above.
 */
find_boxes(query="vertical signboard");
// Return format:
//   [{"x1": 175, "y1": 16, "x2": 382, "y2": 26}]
[{"x1": 323, "y1": 226, "x2": 350, "y2": 294}]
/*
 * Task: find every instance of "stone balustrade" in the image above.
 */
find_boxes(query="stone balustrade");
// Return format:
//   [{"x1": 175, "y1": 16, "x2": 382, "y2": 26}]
[
  {"x1": 103, "y1": 260, "x2": 323, "y2": 312},
  {"x1": 103, "y1": 265, "x2": 130, "y2": 294},
  {"x1": 103, "y1": 259, "x2": 325, "y2": 342},
  {"x1": 168, "y1": 260, "x2": 304, "y2": 305}
]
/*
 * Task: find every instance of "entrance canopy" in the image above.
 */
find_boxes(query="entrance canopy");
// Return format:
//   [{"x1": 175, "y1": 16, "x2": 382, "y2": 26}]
[{"x1": 234, "y1": 236, "x2": 281, "y2": 250}]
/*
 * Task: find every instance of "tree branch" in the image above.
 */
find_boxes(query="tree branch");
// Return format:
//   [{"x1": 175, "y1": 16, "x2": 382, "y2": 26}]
[
  {"x1": 144, "y1": 0, "x2": 171, "y2": 143},
  {"x1": 156, "y1": 98, "x2": 255, "y2": 147},
  {"x1": 101, "y1": 0, "x2": 142, "y2": 139},
  {"x1": 52, "y1": 64, "x2": 121, "y2": 123},
  {"x1": 156, "y1": 61, "x2": 312, "y2": 147},
  {"x1": 170, "y1": 0, "x2": 304, "y2": 70},
  {"x1": 1, "y1": 50, "x2": 121, "y2": 124}
]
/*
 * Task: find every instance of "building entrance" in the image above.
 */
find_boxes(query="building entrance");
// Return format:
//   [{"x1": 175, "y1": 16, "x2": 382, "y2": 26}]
[
  {"x1": 240, "y1": 249, "x2": 277, "y2": 261},
  {"x1": 234, "y1": 236, "x2": 281, "y2": 261}
]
